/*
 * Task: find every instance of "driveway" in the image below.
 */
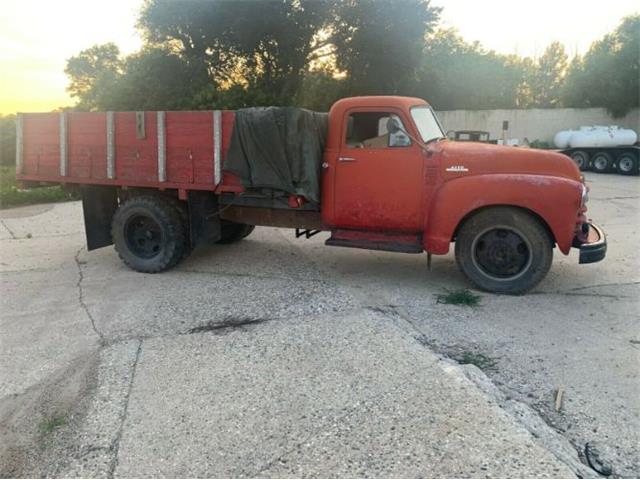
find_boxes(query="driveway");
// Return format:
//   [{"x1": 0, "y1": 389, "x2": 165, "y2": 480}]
[{"x1": 0, "y1": 172, "x2": 637, "y2": 477}]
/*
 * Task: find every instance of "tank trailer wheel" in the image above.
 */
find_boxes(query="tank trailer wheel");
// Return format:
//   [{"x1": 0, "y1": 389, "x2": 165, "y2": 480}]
[
  {"x1": 592, "y1": 151, "x2": 613, "y2": 173},
  {"x1": 617, "y1": 153, "x2": 639, "y2": 176},
  {"x1": 217, "y1": 221, "x2": 255, "y2": 244},
  {"x1": 570, "y1": 151, "x2": 590, "y2": 171},
  {"x1": 455, "y1": 207, "x2": 553, "y2": 294},
  {"x1": 112, "y1": 195, "x2": 187, "y2": 273}
]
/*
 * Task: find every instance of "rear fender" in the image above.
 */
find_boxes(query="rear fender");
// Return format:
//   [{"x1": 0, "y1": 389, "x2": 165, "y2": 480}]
[{"x1": 424, "y1": 174, "x2": 582, "y2": 255}]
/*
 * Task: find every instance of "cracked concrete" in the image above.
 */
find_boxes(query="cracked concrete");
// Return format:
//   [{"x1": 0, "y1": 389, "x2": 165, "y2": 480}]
[{"x1": 1, "y1": 172, "x2": 638, "y2": 477}]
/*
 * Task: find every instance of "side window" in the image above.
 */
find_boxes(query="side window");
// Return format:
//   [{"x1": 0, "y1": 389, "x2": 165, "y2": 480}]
[{"x1": 345, "y1": 112, "x2": 411, "y2": 149}]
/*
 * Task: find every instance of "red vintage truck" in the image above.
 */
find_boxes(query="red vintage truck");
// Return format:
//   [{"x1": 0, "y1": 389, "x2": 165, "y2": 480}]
[{"x1": 15, "y1": 96, "x2": 606, "y2": 294}]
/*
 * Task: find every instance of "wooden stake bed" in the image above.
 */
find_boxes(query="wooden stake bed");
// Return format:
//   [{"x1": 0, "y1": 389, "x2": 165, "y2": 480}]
[{"x1": 16, "y1": 110, "x2": 241, "y2": 192}]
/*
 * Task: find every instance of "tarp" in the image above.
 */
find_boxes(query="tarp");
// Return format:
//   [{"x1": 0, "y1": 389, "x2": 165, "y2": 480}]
[{"x1": 224, "y1": 107, "x2": 328, "y2": 204}]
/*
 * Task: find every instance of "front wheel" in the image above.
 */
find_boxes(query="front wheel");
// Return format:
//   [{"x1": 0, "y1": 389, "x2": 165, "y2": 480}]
[{"x1": 455, "y1": 207, "x2": 553, "y2": 294}]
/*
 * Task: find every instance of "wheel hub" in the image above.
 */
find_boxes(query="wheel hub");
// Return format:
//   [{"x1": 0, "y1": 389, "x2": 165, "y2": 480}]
[
  {"x1": 619, "y1": 157, "x2": 632, "y2": 172},
  {"x1": 473, "y1": 228, "x2": 531, "y2": 279},
  {"x1": 125, "y1": 215, "x2": 163, "y2": 259}
]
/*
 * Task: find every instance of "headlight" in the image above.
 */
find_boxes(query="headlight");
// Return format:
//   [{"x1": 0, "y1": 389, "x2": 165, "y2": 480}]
[{"x1": 581, "y1": 183, "x2": 589, "y2": 207}]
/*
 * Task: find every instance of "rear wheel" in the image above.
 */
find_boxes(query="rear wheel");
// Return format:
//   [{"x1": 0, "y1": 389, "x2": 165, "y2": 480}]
[
  {"x1": 617, "y1": 153, "x2": 639, "y2": 176},
  {"x1": 592, "y1": 151, "x2": 613, "y2": 173},
  {"x1": 112, "y1": 195, "x2": 187, "y2": 273},
  {"x1": 570, "y1": 150, "x2": 590, "y2": 171},
  {"x1": 217, "y1": 220, "x2": 255, "y2": 244},
  {"x1": 455, "y1": 207, "x2": 553, "y2": 294}
]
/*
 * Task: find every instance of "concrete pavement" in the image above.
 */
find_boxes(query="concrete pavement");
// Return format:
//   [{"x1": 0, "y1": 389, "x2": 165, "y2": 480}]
[{"x1": 1, "y1": 172, "x2": 637, "y2": 477}]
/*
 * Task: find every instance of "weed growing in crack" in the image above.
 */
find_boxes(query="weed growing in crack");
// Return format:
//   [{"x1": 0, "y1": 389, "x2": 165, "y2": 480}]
[
  {"x1": 436, "y1": 289, "x2": 481, "y2": 307},
  {"x1": 456, "y1": 351, "x2": 498, "y2": 371},
  {"x1": 39, "y1": 415, "x2": 66, "y2": 435}
]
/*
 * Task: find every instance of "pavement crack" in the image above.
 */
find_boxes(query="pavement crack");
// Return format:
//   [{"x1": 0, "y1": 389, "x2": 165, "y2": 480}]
[
  {"x1": 567, "y1": 281, "x2": 640, "y2": 292},
  {"x1": 185, "y1": 316, "x2": 271, "y2": 334},
  {"x1": 74, "y1": 247, "x2": 105, "y2": 342},
  {"x1": 108, "y1": 339, "x2": 143, "y2": 479},
  {"x1": 532, "y1": 290, "x2": 622, "y2": 300},
  {"x1": 0, "y1": 219, "x2": 17, "y2": 239}
]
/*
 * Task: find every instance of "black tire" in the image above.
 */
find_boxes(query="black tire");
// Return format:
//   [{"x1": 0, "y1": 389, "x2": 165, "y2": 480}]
[
  {"x1": 455, "y1": 207, "x2": 553, "y2": 294},
  {"x1": 616, "y1": 153, "x2": 639, "y2": 176},
  {"x1": 591, "y1": 151, "x2": 613, "y2": 173},
  {"x1": 570, "y1": 150, "x2": 590, "y2": 171},
  {"x1": 217, "y1": 221, "x2": 255, "y2": 244},
  {"x1": 111, "y1": 195, "x2": 187, "y2": 273}
]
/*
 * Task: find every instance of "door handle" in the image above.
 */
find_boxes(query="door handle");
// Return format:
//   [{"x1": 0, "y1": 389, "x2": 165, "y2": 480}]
[{"x1": 338, "y1": 156, "x2": 356, "y2": 162}]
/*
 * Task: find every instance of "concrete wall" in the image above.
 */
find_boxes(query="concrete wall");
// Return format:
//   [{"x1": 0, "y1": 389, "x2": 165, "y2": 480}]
[{"x1": 434, "y1": 107, "x2": 639, "y2": 144}]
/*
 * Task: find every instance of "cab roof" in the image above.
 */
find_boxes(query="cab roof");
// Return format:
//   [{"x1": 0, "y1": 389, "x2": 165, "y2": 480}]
[{"x1": 329, "y1": 96, "x2": 429, "y2": 115}]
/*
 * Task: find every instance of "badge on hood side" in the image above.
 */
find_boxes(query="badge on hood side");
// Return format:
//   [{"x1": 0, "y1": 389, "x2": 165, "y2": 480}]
[{"x1": 445, "y1": 165, "x2": 469, "y2": 172}]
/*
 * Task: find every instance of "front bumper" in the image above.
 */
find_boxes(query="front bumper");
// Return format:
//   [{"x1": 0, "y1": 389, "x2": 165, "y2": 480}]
[{"x1": 573, "y1": 222, "x2": 607, "y2": 264}]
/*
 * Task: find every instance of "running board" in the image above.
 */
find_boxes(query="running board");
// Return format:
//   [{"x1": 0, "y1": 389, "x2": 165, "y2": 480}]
[{"x1": 325, "y1": 230, "x2": 423, "y2": 254}]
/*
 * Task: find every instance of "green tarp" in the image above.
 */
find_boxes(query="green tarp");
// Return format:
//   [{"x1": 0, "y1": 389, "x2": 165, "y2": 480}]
[{"x1": 224, "y1": 107, "x2": 328, "y2": 204}]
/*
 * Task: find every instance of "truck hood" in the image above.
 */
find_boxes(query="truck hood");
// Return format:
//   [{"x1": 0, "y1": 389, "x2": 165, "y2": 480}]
[{"x1": 435, "y1": 141, "x2": 581, "y2": 181}]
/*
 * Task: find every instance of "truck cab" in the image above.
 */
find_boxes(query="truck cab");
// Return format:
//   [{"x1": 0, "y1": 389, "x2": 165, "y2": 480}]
[{"x1": 318, "y1": 96, "x2": 605, "y2": 293}]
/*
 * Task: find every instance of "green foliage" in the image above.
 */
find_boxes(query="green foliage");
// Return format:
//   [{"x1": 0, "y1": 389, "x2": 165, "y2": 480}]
[
  {"x1": 139, "y1": 0, "x2": 334, "y2": 105},
  {"x1": 0, "y1": 115, "x2": 16, "y2": 166},
  {"x1": 39, "y1": 415, "x2": 66, "y2": 435},
  {"x1": 456, "y1": 351, "x2": 497, "y2": 371},
  {"x1": 331, "y1": 0, "x2": 441, "y2": 95},
  {"x1": 415, "y1": 29, "x2": 528, "y2": 110},
  {"x1": 0, "y1": 166, "x2": 77, "y2": 209},
  {"x1": 525, "y1": 41, "x2": 569, "y2": 108},
  {"x1": 436, "y1": 289, "x2": 481, "y2": 307},
  {"x1": 562, "y1": 14, "x2": 639, "y2": 117},
  {"x1": 62, "y1": 4, "x2": 638, "y2": 116},
  {"x1": 65, "y1": 43, "x2": 123, "y2": 110}
]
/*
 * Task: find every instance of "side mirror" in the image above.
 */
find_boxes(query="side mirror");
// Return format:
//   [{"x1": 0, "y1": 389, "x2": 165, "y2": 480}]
[{"x1": 387, "y1": 117, "x2": 401, "y2": 134}]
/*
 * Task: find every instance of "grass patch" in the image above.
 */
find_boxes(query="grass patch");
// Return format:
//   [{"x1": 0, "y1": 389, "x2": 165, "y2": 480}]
[
  {"x1": 39, "y1": 414, "x2": 66, "y2": 435},
  {"x1": 436, "y1": 289, "x2": 481, "y2": 307},
  {"x1": 456, "y1": 351, "x2": 498, "y2": 371},
  {"x1": 0, "y1": 165, "x2": 77, "y2": 209}
]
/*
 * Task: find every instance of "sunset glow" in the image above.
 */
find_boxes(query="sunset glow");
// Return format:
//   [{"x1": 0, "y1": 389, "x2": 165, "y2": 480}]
[{"x1": 0, "y1": 0, "x2": 637, "y2": 114}]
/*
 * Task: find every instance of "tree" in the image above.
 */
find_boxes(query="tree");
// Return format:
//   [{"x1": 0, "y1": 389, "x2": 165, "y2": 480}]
[
  {"x1": 138, "y1": 0, "x2": 335, "y2": 105},
  {"x1": 526, "y1": 41, "x2": 568, "y2": 108},
  {"x1": 65, "y1": 45, "x2": 205, "y2": 111},
  {"x1": 0, "y1": 115, "x2": 16, "y2": 166},
  {"x1": 415, "y1": 29, "x2": 527, "y2": 110},
  {"x1": 65, "y1": 43, "x2": 123, "y2": 110},
  {"x1": 331, "y1": 0, "x2": 441, "y2": 95},
  {"x1": 562, "y1": 14, "x2": 639, "y2": 117}
]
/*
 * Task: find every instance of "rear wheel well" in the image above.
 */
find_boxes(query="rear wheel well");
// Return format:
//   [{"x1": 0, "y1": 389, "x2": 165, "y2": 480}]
[{"x1": 452, "y1": 205, "x2": 556, "y2": 246}]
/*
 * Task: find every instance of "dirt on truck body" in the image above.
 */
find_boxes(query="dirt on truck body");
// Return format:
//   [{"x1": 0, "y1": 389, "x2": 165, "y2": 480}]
[{"x1": 15, "y1": 96, "x2": 606, "y2": 293}]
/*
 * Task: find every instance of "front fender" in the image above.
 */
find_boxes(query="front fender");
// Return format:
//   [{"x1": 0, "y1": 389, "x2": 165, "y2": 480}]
[{"x1": 424, "y1": 174, "x2": 582, "y2": 255}]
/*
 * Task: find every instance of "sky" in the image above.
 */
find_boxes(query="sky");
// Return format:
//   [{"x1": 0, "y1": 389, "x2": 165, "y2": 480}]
[{"x1": 0, "y1": 0, "x2": 637, "y2": 114}]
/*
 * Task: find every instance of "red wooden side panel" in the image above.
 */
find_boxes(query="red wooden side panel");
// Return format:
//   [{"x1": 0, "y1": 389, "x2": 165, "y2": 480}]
[
  {"x1": 18, "y1": 110, "x2": 242, "y2": 192},
  {"x1": 68, "y1": 112, "x2": 107, "y2": 179},
  {"x1": 22, "y1": 113, "x2": 59, "y2": 177},
  {"x1": 166, "y1": 111, "x2": 213, "y2": 184},
  {"x1": 114, "y1": 112, "x2": 158, "y2": 182}
]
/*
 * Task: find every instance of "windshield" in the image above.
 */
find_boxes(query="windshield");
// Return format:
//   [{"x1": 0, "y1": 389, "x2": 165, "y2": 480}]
[{"x1": 411, "y1": 106, "x2": 445, "y2": 143}]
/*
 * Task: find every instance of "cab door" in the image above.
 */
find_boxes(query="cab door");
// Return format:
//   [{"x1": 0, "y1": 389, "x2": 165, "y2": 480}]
[{"x1": 332, "y1": 109, "x2": 425, "y2": 232}]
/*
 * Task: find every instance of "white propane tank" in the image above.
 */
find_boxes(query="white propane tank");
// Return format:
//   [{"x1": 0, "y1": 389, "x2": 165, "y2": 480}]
[
  {"x1": 554, "y1": 130, "x2": 572, "y2": 148},
  {"x1": 568, "y1": 126, "x2": 638, "y2": 148}
]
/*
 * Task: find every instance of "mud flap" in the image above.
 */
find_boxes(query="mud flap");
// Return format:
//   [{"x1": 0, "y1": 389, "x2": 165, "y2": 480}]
[
  {"x1": 188, "y1": 191, "x2": 221, "y2": 248},
  {"x1": 81, "y1": 186, "x2": 118, "y2": 250}
]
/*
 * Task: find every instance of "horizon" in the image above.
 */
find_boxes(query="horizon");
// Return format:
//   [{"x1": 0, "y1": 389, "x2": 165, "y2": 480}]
[{"x1": 0, "y1": 0, "x2": 637, "y2": 115}]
